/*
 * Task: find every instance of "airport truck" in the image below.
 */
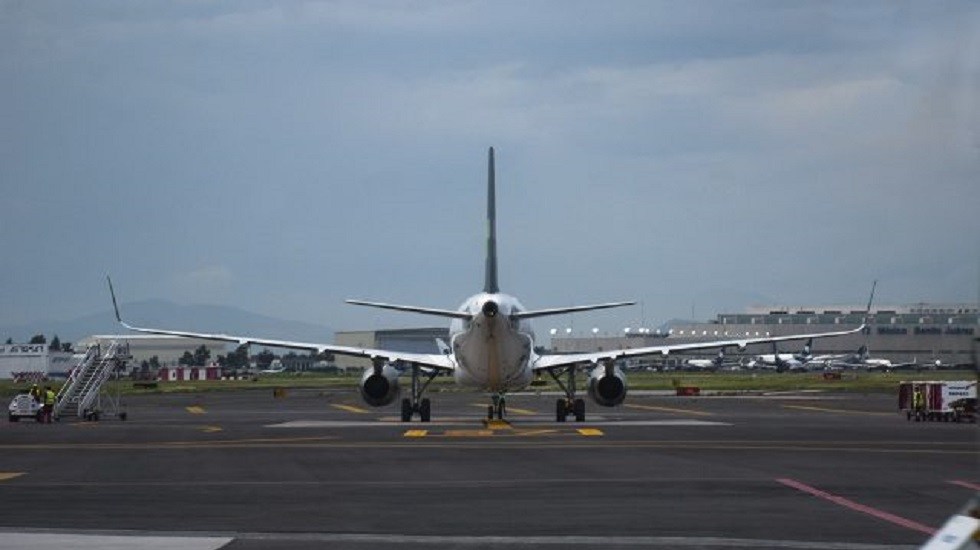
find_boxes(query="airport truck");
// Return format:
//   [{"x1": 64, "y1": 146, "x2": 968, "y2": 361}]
[{"x1": 898, "y1": 381, "x2": 977, "y2": 422}]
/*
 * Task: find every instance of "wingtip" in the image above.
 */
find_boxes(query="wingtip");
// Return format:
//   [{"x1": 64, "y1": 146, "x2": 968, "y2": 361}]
[{"x1": 106, "y1": 275, "x2": 122, "y2": 323}]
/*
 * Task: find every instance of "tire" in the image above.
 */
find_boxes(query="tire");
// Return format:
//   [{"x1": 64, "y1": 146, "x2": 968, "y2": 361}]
[
  {"x1": 556, "y1": 399, "x2": 567, "y2": 422},
  {"x1": 573, "y1": 398, "x2": 586, "y2": 422},
  {"x1": 400, "y1": 398, "x2": 413, "y2": 422},
  {"x1": 419, "y1": 398, "x2": 431, "y2": 423}
]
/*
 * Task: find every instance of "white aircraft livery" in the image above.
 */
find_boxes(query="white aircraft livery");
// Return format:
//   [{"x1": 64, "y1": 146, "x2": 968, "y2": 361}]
[{"x1": 109, "y1": 147, "x2": 867, "y2": 422}]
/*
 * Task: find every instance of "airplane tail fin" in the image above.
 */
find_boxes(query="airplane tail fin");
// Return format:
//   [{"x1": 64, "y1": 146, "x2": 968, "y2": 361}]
[
  {"x1": 858, "y1": 344, "x2": 869, "y2": 361},
  {"x1": 484, "y1": 147, "x2": 499, "y2": 294}
]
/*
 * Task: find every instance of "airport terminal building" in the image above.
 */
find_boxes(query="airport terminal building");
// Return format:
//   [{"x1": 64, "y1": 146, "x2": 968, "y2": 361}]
[{"x1": 553, "y1": 302, "x2": 978, "y2": 367}]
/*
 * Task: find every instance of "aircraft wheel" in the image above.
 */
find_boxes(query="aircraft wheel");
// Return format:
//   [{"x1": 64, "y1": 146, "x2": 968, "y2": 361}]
[
  {"x1": 573, "y1": 398, "x2": 586, "y2": 422},
  {"x1": 556, "y1": 399, "x2": 567, "y2": 422},
  {"x1": 400, "y1": 398, "x2": 413, "y2": 422},
  {"x1": 419, "y1": 398, "x2": 431, "y2": 423}
]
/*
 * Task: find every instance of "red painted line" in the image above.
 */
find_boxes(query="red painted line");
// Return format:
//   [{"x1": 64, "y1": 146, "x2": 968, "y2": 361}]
[
  {"x1": 776, "y1": 478, "x2": 935, "y2": 535},
  {"x1": 949, "y1": 480, "x2": 980, "y2": 491}
]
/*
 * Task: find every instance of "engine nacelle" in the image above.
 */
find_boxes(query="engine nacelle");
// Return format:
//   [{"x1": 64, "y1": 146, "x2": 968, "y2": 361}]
[
  {"x1": 587, "y1": 364, "x2": 628, "y2": 407},
  {"x1": 358, "y1": 364, "x2": 400, "y2": 407}
]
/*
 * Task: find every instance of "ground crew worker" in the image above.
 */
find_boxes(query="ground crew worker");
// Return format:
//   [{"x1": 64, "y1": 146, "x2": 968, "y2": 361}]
[
  {"x1": 42, "y1": 386, "x2": 56, "y2": 423},
  {"x1": 30, "y1": 384, "x2": 41, "y2": 403},
  {"x1": 912, "y1": 386, "x2": 925, "y2": 421}
]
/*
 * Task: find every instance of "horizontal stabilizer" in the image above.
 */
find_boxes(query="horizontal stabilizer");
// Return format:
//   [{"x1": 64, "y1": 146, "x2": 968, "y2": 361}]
[
  {"x1": 513, "y1": 301, "x2": 635, "y2": 319},
  {"x1": 345, "y1": 299, "x2": 472, "y2": 320}
]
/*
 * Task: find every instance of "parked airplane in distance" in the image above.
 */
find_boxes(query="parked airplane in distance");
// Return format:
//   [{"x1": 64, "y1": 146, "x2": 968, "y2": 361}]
[
  {"x1": 750, "y1": 339, "x2": 814, "y2": 371},
  {"x1": 259, "y1": 365, "x2": 286, "y2": 375},
  {"x1": 682, "y1": 348, "x2": 742, "y2": 370},
  {"x1": 824, "y1": 345, "x2": 893, "y2": 370},
  {"x1": 108, "y1": 148, "x2": 868, "y2": 423}
]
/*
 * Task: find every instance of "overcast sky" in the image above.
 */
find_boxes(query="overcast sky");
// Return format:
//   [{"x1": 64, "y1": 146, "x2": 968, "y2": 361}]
[{"x1": 1, "y1": 1, "x2": 978, "y2": 337}]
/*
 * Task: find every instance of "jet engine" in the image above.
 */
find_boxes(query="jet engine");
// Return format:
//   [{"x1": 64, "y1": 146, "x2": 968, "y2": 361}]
[
  {"x1": 358, "y1": 363, "x2": 400, "y2": 407},
  {"x1": 587, "y1": 363, "x2": 628, "y2": 407}
]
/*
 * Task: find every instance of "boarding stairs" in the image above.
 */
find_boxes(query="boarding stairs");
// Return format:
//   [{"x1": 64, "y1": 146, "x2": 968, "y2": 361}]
[{"x1": 54, "y1": 341, "x2": 129, "y2": 421}]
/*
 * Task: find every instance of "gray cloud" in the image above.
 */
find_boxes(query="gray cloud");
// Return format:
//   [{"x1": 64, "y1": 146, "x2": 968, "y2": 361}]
[{"x1": 1, "y1": 1, "x2": 977, "y2": 337}]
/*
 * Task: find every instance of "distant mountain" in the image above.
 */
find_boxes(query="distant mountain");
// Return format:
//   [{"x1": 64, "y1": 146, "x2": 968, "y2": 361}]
[{"x1": 0, "y1": 300, "x2": 333, "y2": 346}]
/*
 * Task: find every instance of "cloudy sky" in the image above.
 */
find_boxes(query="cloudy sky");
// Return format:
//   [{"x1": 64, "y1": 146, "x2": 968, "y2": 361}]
[{"x1": 1, "y1": 1, "x2": 978, "y2": 337}]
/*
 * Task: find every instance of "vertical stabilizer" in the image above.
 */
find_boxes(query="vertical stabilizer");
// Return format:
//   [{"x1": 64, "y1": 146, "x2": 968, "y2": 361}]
[{"x1": 484, "y1": 147, "x2": 499, "y2": 293}]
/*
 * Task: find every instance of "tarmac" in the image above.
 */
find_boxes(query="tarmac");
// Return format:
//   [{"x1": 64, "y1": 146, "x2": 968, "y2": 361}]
[{"x1": 0, "y1": 386, "x2": 976, "y2": 549}]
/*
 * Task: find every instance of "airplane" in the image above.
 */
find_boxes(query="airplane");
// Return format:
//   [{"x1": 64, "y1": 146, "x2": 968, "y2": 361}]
[
  {"x1": 259, "y1": 365, "x2": 287, "y2": 374},
  {"x1": 751, "y1": 339, "x2": 813, "y2": 371},
  {"x1": 107, "y1": 147, "x2": 869, "y2": 423},
  {"x1": 682, "y1": 347, "x2": 741, "y2": 370},
  {"x1": 817, "y1": 345, "x2": 892, "y2": 370}
]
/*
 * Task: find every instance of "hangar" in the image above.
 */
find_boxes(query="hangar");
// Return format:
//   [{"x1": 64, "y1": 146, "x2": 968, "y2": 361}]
[
  {"x1": 75, "y1": 335, "x2": 226, "y2": 369},
  {"x1": 334, "y1": 327, "x2": 449, "y2": 371}
]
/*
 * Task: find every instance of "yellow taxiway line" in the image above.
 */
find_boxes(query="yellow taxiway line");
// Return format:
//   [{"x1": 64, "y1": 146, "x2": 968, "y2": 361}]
[
  {"x1": 483, "y1": 419, "x2": 513, "y2": 430},
  {"x1": 0, "y1": 472, "x2": 25, "y2": 482},
  {"x1": 625, "y1": 404, "x2": 713, "y2": 416},
  {"x1": 185, "y1": 406, "x2": 206, "y2": 415},
  {"x1": 782, "y1": 405, "x2": 892, "y2": 416},
  {"x1": 469, "y1": 404, "x2": 536, "y2": 416},
  {"x1": 331, "y1": 404, "x2": 370, "y2": 414}
]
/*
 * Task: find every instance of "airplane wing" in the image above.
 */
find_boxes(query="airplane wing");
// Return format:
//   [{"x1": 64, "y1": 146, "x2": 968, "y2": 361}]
[
  {"x1": 531, "y1": 324, "x2": 866, "y2": 371},
  {"x1": 108, "y1": 279, "x2": 455, "y2": 371}
]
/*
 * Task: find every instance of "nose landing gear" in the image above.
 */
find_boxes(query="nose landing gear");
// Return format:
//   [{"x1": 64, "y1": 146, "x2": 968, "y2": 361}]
[
  {"x1": 555, "y1": 397, "x2": 585, "y2": 422},
  {"x1": 487, "y1": 394, "x2": 506, "y2": 420}
]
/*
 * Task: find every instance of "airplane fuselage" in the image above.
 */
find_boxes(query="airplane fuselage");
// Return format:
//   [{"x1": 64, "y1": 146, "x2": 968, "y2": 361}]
[{"x1": 449, "y1": 292, "x2": 536, "y2": 393}]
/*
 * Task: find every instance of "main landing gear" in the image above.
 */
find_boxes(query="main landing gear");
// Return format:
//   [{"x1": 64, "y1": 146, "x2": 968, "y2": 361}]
[
  {"x1": 487, "y1": 394, "x2": 506, "y2": 420},
  {"x1": 400, "y1": 363, "x2": 438, "y2": 422},
  {"x1": 544, "y1": 365, "x2": 586, "y2": 422}
]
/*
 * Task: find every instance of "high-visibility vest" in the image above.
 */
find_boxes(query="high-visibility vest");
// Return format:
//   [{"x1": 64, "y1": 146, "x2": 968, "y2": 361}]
[
  {"x1": 44, "y1": 390, "x2": 55, "y2": 406},
  {"x1": 913, "y1": 391, "x2": 924, "y2": 407}
]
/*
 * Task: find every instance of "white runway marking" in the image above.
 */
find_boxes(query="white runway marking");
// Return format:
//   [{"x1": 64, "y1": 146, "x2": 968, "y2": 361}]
[
  {"x1": 265, "y1": 419, "x2": 730, "y2": 428},
  {"x1": 0, "y1": 529, "x2": 913, "y2": 549},
  {"x1": 0, "y1": 532, "x2": 231, "y2": 550}
]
